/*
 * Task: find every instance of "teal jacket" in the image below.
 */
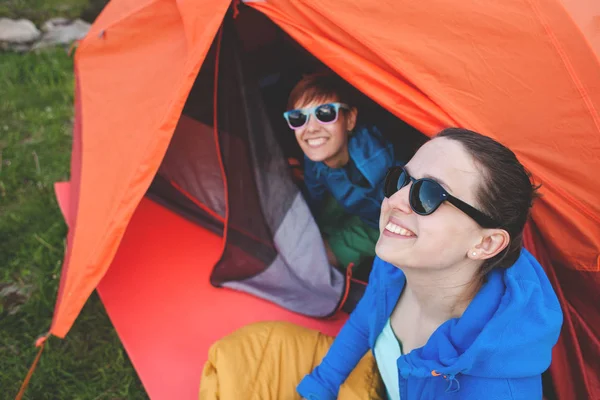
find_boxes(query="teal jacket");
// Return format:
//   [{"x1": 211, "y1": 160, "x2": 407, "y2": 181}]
[{"x1": 303, "y1": 125, "x2": 400, "y2": 229}]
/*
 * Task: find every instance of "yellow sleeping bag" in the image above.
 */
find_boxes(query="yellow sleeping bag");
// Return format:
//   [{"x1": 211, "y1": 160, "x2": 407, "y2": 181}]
[{"x1": 200, "y1": 321, "x2": 383, "y2": 400}]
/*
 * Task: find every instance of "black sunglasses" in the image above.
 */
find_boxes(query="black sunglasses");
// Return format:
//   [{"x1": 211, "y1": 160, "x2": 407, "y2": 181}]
[{"x1": 383, "y1": 167, "x2": 500, "y2": 228}]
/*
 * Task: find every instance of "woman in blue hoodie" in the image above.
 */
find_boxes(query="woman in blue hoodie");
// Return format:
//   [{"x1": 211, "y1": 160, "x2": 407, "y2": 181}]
[
  {"x1": 297, "y1": 128, "x2": 563, "y2": 399},
  {"x1": 199, "y1": 128, "x2": 562, "y2": 400}
]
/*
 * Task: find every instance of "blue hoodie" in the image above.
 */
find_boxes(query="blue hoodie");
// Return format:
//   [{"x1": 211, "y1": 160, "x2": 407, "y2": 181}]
[
  {"x1": 303, "y1": 124, "x2": 401, "y2": 229},
  {"x1": 297, "y1": 250, "x2": 563, "y2": 400}
]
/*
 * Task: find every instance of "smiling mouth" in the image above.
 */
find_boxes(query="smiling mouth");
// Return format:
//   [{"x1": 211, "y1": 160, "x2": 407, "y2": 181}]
[
  {"x1": 385, "y1": 221, "x2": 416, "y2": 237},
  {"x1": 305, "y1": 137, "x2": 328, "y2": 148}
]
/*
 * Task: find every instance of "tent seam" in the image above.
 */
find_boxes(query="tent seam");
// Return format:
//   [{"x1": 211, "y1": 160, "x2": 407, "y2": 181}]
[
  {"x1": 527, "y1": 0, "x2": 600, "y2": 133},
  {"x1": 210, "y1": 25, "x2": 230, "y2": 273},
  {"x1": 547, "y1": 0, "x2": 600, "y2": 66},
  {"x1": 50, "y1": 63, "x2": 84, "y2": 337}
]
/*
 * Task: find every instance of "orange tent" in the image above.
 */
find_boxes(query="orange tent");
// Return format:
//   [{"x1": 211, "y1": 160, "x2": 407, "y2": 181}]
[{"x1": 39, "y1": 0, "x2": 600, "y2": 399}]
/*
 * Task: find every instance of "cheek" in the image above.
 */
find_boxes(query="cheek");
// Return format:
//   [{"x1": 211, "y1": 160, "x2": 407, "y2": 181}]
[
  {"x1": 377, "y1": 210, "x2": 478, "y2": 269},
  {"x1": 423, "y1": 211, "x2": 473, "y2": 243},
  {"x1": 327, "y1": 119, "x2": 348, "y2": 140},
  {"x1": 417, "y1": 212, "x2": 479, "y2": 264},
  {"x1": 379, "y1": 198, "x2": 391, "y2": 227}
]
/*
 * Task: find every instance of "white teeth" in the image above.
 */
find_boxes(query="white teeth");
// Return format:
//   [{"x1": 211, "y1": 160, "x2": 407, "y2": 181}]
[
  {"x1": 306, "y1": 138, "x2": 327, "y2": 147},
  {"x1": 385, "y1": 222, "x2": 415, "y2": 237}
]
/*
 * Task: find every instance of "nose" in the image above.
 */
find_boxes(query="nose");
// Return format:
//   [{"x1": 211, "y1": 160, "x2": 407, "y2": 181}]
[
  {"x1": 385, "y1": 182, "x2": 413, "y2": 215},
  {"x1": 304, "y1": 113, "x2": 321, "y2": 133}
]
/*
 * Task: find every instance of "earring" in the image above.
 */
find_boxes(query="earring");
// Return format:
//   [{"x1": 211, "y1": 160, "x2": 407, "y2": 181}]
[{"x1": 472, "y1": 252, "x2": 477, "y2": 256}]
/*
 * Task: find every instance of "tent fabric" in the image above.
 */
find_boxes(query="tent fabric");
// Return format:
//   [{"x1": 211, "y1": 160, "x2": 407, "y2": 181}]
[
  {"x1": 47, "y1": 1, "x2": 600, "y2": 399},
  {"x1": 55, "y1": 183, "x2": 347, "y2": 400},
  {"x1": 523, "y1": 223, "x2": 600, "y2": 400},
  {"x1": 50, "y1": 0, "x2": 232, "y2": 338},
  {"x1": 223, "y1": 192, "x2": 345, "y2": 316},
  {"x1": 210, "y1": 21, "x2": 346, "y2": 315},
  {"x1": 558, "y1": 0, "x2": 600, "y2": 55},
  {"x1": 156, "y1": 115, "x2": 226, "y2": 221}
]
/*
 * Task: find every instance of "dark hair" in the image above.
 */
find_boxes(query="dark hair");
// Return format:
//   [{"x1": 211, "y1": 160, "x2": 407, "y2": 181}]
[
  {"x1": 287, "y1": 72, "x2": 358, "y2": 111},
  {"x1": 435, "y1": 128, "x2": 540, "y2": 275}
]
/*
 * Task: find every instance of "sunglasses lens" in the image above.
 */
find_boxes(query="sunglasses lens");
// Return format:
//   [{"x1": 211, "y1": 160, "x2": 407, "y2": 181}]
[
  {"x1": 315, "y1": 104, "x2": 337, "y2": 123},
  {"x1": 411, "y1": 180, "x2": 444, "y2": 214},
  {"x1": 397, "y1": 169, "x2": 410, "y2": 192},
  {"x1": 287, "y1": 111, "x2": 307, "y2": 128},
  {"x1": 384, "y1": 168, "x2": 409, "y2": 197}
]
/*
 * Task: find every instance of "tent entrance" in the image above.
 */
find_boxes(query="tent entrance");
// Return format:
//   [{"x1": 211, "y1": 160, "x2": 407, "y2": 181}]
[{"x1": 147, "y1": 7, "x2": 428, "y2": 317}]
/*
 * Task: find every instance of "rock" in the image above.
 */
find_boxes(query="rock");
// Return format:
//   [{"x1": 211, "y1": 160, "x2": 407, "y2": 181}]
[
  {"x1": 0, "y1": 282, "x2": 33, "y2": 316},
  {"x1": 0, "y1": 18, "x2": 41, "y2": 44},
  {"x1": 32, "y1": 19, "x2": 91, "y2": 50},
  {"x1": 42, "y1": 17, "x2": 70, "y2": 32}
]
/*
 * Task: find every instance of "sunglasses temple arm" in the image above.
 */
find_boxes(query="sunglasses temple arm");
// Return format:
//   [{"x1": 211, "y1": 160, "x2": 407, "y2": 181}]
[{"x1": 446, "y1": 196, "x2": 498, "y2": 228}]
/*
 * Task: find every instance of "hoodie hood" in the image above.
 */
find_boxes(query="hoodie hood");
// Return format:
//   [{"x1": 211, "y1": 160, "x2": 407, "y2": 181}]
[{"x1": 398, "y1": 249, "x2": 563, "y2": 381}]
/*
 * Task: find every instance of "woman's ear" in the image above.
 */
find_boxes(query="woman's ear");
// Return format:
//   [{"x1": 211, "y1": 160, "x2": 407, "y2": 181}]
[
  {"x1": 346, "y1": 107, "x2": 358, "y2": 131},
  {"x1": 469, "y1": 229, "x2": 510, "y2": 260}
]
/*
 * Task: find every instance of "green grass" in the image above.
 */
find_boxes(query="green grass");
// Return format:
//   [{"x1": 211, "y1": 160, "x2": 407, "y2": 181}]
[
  {"x1": 0, "y1": 0, "x2": 108, "y2": 26},
  {"x1": 0, "y1": 0, "x2": 89, "y2": 26},
  {"x1": 0, "y1": 49, "x2": 147, "y2": 400},
  {"x1": 0, "y1": 0, "x2": 104, "y2": 26}
]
